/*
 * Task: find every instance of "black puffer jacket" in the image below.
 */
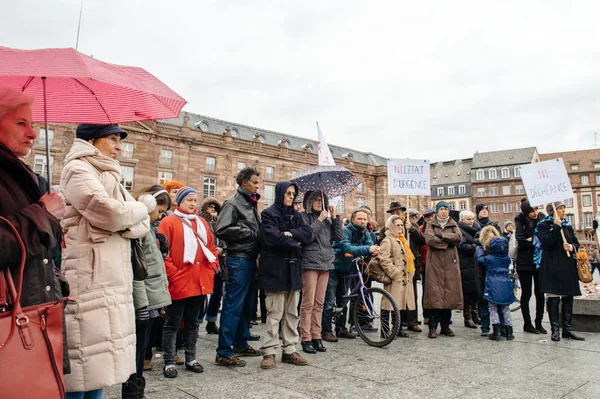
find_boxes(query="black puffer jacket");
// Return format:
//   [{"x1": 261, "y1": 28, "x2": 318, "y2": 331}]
[
  {"x1": 514, "y1": 212, "x2": 544, "y2": 272},
  {"x1": 257, "y1": 182, "x2": 312, "y2": 291},
  {"x1": 300, "y1": 190, "x2": 343, "y2": 272},
  {"x1": 215, "y1": 187, "x2": 261, "y2": 259},
  {"x1": 457, "y1": 221, "x2": 481, "y2": 302}
]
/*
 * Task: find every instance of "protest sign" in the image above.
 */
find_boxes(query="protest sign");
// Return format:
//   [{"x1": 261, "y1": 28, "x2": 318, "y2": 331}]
[
  {"x1": 519, "y1": 158, "x2": 573, "y2": 206},
  {"x1": 387, "y1": 159, "x2": 430, "y2": 196}
]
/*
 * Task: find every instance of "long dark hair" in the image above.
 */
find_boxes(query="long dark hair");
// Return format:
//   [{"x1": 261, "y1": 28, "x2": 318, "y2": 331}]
[{"x1": 137, "y1": 185, "x2": 172, "y2": 209}]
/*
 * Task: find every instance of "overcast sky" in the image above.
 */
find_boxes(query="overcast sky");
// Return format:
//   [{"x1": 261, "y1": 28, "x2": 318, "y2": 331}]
[{"x1": 2, "y1": 1, "x2": 599, "y2": 161}]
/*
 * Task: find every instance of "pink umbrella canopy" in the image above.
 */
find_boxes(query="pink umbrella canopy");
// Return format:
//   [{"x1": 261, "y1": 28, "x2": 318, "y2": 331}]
[{"x1": 0, "y1": 46, "x2": 187, "y2": 123}]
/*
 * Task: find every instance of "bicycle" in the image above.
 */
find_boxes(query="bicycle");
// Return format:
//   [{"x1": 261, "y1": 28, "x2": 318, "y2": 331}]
[
  {"x1": 509, "y1": 262, "x2": 521, "y2": 312},
  {"x1": 332, "y1": 255, "x2": 400, "y2": 347}
]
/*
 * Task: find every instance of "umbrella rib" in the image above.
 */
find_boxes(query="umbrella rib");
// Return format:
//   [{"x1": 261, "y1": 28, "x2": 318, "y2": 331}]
[
  {"x1": 72, "y1": 78, "x2": 113, "y2": 124},
  {"x1": 21, "y1": 76, "x2": 35, "y2": 91}
]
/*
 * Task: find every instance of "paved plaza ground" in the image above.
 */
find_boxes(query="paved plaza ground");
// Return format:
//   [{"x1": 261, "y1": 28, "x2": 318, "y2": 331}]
[{"x1": 105, "y1": 283, "x2": 600, "y2": 399}]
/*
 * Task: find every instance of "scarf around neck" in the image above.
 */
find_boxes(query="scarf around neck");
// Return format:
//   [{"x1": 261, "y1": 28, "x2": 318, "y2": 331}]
[
  {"x1": 437, "y1": 216, "x2": 449, "y2": 229},
  {"x1": 174, "y1": 209, "x2": 216, "y2": 264}
]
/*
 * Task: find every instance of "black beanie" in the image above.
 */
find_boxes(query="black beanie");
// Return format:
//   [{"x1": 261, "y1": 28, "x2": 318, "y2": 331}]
[
  {"x1": 476, "y1": 204, "x2": 487, "y2": 217},
  {"x1": 76, "y1": 124, "x2": 128, "y2": 141},
  {"x1": 521, "y1": 199, "x2": 533, "y2": 216}
]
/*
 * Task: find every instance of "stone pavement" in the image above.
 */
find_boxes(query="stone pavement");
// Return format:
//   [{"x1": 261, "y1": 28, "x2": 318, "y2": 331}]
[{"x1": 105, "y1": 291, "x2": 600, "y2": 399}]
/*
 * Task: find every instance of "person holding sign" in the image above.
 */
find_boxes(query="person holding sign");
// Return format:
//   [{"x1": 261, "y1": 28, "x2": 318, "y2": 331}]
[{"x1": 537, "y1": 202, "x2": 584, "y2": 342}]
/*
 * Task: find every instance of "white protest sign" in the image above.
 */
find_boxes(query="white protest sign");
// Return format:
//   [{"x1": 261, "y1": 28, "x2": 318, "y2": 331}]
[
  {"x1": 387, "y1": 159, "x2": 430, "y2": 195},
  {"x1": 519, "y1": 158, "x2": 574, "y2": 206}
]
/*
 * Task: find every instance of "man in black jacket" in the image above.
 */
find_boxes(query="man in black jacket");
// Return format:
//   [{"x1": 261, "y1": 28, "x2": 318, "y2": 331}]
[
  {"x1": 214, "y1": 168, "x2": 263, "y2": 367},
  {"x1": 258, "y1": 181, "x2": 312, "y2": 369}
]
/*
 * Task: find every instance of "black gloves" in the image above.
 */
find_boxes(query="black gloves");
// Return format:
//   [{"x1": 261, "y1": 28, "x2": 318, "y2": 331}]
[{"x1": 156, "y1": 232, "x2": 169, "y2": 256}]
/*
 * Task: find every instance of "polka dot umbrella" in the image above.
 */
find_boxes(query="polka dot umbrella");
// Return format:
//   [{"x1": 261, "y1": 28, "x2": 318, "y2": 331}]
[{"x1": 291, "y1": 165, "x2": 362, "y2": 202}]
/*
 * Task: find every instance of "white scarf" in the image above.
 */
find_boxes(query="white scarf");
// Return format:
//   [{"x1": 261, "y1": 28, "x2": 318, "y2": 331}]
[{"x1": 174, "y1": 209, "x2": 217, "y2": 264}]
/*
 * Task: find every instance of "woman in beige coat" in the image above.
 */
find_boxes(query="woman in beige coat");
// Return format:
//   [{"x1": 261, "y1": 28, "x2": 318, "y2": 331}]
[
  {"x1": 378, "y1": 215, "x2": 415, "y2": 338},
  {"x1": 60, "y1": 124, "x2": 149, "y2": 399}
]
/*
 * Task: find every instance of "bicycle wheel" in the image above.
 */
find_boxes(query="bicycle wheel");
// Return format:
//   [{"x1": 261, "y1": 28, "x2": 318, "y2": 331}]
[
  {"x1": 510, "y1": 279, "x2": 521, "y2": 312},
  {"x1": 353, "y1": 287, "x2": 400, "y2": 347}
]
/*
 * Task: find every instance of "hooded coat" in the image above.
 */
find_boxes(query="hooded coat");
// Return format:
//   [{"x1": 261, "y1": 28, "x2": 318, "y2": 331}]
[
  {"x1": 423, "y1": 217, "x2": 463, "y2": 310},
  {"x1": 477, "y1": 236, "x2": 514, "y2": 305},
  {"x1": 300, "y1": 190, "x2": 343, "y2": 272},
  {"x1": 378, "y1": 216, "x2": 416, "y2": 311},
  {"x1": 514, "y1": 212, "x2": 545, "y2": 272},
  {"x1": 257, "y1": 182, "x2": 313, "y2": 291},
  {"x1": 476, "y1": 225, "x2": 499, "y2": 294},
  {"x1": 60, "y1": 139, "x2": 150, "y2": 392},
  {"x1": 457, "y1": 221, "x2": 482, "y2": 302}
]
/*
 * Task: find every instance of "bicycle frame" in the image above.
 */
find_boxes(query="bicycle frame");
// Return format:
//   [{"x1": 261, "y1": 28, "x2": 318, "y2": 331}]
[{"x1": 339, "y1": 257, "x2": 377, "y2": 319}]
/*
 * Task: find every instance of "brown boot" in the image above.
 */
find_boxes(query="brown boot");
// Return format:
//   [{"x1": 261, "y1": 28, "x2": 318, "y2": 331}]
[
  {"x1": 175, "y1": 354, "x2": 184, "y2": 365},
  {"x1": 282, "y1": 352, "x2": 308, "y2": 366},
  {"x1": 322, "y1": 332, "x2": 338, "y2": 342},
  {"x1": 143, "y1": 359, "x2": 152, "y2": 371},
  {"x1": 260, "y1": 354, "x2": 276, "y2": 369}
]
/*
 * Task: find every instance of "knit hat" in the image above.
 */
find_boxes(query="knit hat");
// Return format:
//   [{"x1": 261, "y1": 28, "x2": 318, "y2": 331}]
[
  {"x1": 504, "y1": 220, "x2": 514, "y2": 228},
  {"x1": 476, "y1": 204, "x2": 488, "y2": 217},
  {"x1": 76, "y1": 124, "x2": 128, "y2": 141},
  {"x1": 520, "y1": 199, "x2": 534, "y2": 216},
  {"x1": 546, "y1": 201, "x2": 565, "y2": 216},
  {"x1": 175, "y1": 186, "x2": 198, "y2": 206},
  {"x1": 436, "y1": 201, "x2": 450, "y2": 213}
]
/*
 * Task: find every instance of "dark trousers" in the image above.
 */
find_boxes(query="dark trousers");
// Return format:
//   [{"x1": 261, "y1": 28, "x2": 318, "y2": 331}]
[
  {"x1": 217, "y1": 257, "x2": 256, "y2": 357},
  {"x1": 421, "y1": 270, "x2": 431, "y2": 320},
  {"x1": 199, "y1": 273, "x2": 224, "y2": 323},
  {"x1": 145, "y1": 316, "x2": 164, "y2": 360},
  {"x1": 162, "y1": 296, "x2": 205, "y2": 366},
  {"x1": 429, "y1": 309, "x2": 451, "y2": 330},
  {"x1": 122, "y1": 316, "x2": 151, "y2": 390},
  {"x1": 518, "y1": 269, "x2": 544, "y2": 324}
]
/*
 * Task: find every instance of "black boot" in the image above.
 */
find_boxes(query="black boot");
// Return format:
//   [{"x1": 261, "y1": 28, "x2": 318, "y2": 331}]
[
  {"x1": 397, "y1": 325, "x2": 409, "y2": 338},
  {"x1": 562, "y1": 299, "x2": 585, "y2": 341},
  {"x1": 505, "y1": 326, "x2": 514, "y2": 340},
  {"x1": 122, "y1": 374, "x2": 141, "y2": 399},
  {"x1": 535, "y1": 315, "x2": 547, "y2": 334},
  {"x1": 547, "y1": 299, "x2": 560, "y2": 342},
  {"x1": 311, "y1": 339, "x2": 326, "y2": 352},
  {"x1": 522, "y1": 306, "x2": 539, "y2": 334},
  {"x1": 471, "y1": 303, "x2": 481, "y2": 325},
  {"x1": 301, "y1": 341, "x2": 317, "y2": 354},
  {"x1": 138, "y1": 375, "x2": 146, "y2": 399},
  {"x1": 489, "y1": 324, "x2": 502, "y2": 341},
  {"x1": 463, "y1": 303, "x2": 477, "y2": 328}
]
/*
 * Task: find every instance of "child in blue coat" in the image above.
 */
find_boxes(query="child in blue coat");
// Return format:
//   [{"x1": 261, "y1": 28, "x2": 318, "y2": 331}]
[{"x1": 476, "y1": 234, "x2": 514, "y2": 341}]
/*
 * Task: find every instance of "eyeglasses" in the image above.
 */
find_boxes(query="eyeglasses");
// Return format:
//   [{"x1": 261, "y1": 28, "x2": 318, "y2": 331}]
[{"x1": 285, "y1": 192, "x2": 296, "y2": 197}]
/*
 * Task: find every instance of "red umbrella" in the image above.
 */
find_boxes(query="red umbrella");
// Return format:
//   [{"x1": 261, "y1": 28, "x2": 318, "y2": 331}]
[{"x1": 0, "y1": 46, "x2": 187, "y2": 187}]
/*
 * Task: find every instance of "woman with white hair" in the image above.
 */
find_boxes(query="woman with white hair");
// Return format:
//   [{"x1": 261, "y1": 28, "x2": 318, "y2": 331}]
[{"x1": 457, "y1": 210, "x2": 482, "y2": 328}]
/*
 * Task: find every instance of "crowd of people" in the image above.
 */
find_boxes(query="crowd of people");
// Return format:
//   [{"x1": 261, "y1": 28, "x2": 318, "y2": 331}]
[{"x1": 0, "y1": 85, "x2": 588, "y2": 399}]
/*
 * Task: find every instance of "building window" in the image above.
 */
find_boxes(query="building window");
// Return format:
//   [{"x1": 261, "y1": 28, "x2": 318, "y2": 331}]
[
  {"x1": 158, "y1": 171, "x2": 173, "y2": 184},
  {"x1": 265, "y1": 166, "x2": 274, "y2": 180},
  {"x1": 594, "y1": 162, "x2": 600, "y2": 169},
  {"x1": 566, "y1": 214, "x2": 575, "y2": 226},
  {"x1": 515, "y1": 185, "x2": 524, "y2": 194},
  {"x1": 121, "y1": 142, "x2": 134, "y2": 160},
  {"x1": 501, "y1": 167, "x2": 510, "y2": 178},
  {"x1": 437, "y1": 187, "x2": 444, "y2": 196},
  {"x1": 33, "y1": 154, "x2": 53, "y2": 176},
  {"x1": 490, "y1": 204, "x2": 499, "y2": 213},
  {"x1": 448, "y1": 202, "x2": 456, "y2": 210},
  {"x1": 237, "y1": 161, "x2": 246, "y2": 172},
  {"x1": 489, "y1": 187, "x2": 498, "y2": 196},
  {"x1": 584, "y1": 213, "x2": 594, "y2": 228},
  {"x1": 596, "y1": 174, "x2": 600, "y2": 185},
  {"x1": 206, "y1": 156, "x2": 216, "y2": 171},
  {"x1": 447, "y1": 186, "x2": 455, "y2": 195},
  {"x1": 489, "y1": 169, "x2": 498, "y2": 179},
  {"x1": 38, "y1": 128, "x2": 54, "y2": 147},
  {"x1": 581, "y1": 175, "x2": 589, "y2": 185},
  {"x1": 514, "y1": 166, "x2": 521, "y2": 177},
  {"x1": 477, "y1": 188, "x2": 485, "y2": 197},
  {"x1": 503, "y1": 203, "x2": 513, "y2": 213},
  {"x1": 565, "y1": 198, "x2": 574, "y2": 208},
  {"x1": 571, "y1": 164, "x2": 579, "y2": 170},
  {"x1": 476, "y1": 170, "x2": 485, "y2": 181},
  {"x1": 357, "y1": 196, "x2": 365, "y2": 208},
  {"x1": 203, "y1": 177, "x2": 216, "y2": 198},
  {"x1": 459, "y1": 200, "x2": 467, "y2": 210},
  {"x1": 516, "y1": 202, "x2": 521, "y2": 212},
  {"x1": 336, "y1": 196, "x2": 345, "y2": 214},
  {"x1": 502, "y1": 186, "x2": 511, "y2": 195},
  {"x1": 357, "y1": 182, "x2": 364, "y2": 192},
  {"x1": 160, "y1": 149, "x2": 173, "y2": 165},
  {"x1": 583, "y1": 195, "x2": 592, "y2": 207},
  {"x1": 458, "y1": 185, "x2": 466, "y2": 194},
  {"x1": 264, "y1": 184, "x2": 275, "y2": 207},
  {"x1": 120, "y1": 166, "x2": 134, "y2": 191}
]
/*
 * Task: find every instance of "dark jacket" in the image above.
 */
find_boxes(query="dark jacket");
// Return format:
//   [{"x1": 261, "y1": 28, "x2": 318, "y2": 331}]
[
  {"x1": 474, "y1": 218, "x2": 501, "y2": 245},
  {"x1": 514, "y1": 212, "x2": 544, "y2": 272},
  {"x1": 408, "y1": 223, "x2": 426, "y2": 280},
  {"x1": 215, "y1": 187, "x2": 261, "y2": 259},
  {"x1": 537, "y1": 218, "x2": 581, "y2": 296},
  {"x1": 334, "y1": 223, "x2": 374, "y2": 274},
  {"x1": 0, "y1": 143, "x2": 63, "y2": 308},
  {"x1": 458, "y1": 221, "x2": 482, "y2": 302},
  {"x1": 476, "y1": 237, "x2": 514, "y2": 305},
  {"x1": 300, "y1": 191, "x2": 343, "y2": 272},
  {"x1": 257, "y1": 182, "x2": 312, "y2": 291}
]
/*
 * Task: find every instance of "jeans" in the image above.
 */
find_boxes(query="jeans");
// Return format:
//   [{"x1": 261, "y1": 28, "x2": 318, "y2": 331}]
[
  {"x1": 429, "y1": 309, "x2": 451, "y2": 330},
  {"x1": 162, "y1": 295, "x2": 205, "y2": 366},
  {"x1": 199, "y1": 272, "x2": 224, "y2": 323},
  {"x1": 65, "y1": 389, "x2": 103, "y2": 399},
  {"x1": 518, "y1": 269, "x2": 544, "y2": 325},
  {"x1": 479, "y1": 299, "x2": 490, "y2": 332},
  {"x1": 322, "y1": 271, "x2": 353, "y2": 334},
  {"x1": 217, "y1": 257, "x2": 257, "y2": 357}
]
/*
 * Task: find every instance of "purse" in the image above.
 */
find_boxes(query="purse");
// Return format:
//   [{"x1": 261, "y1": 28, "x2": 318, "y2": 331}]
[
  {"x1": 131, "y1": 238, "x2": 148, "y2": 281},
  {"x1": 365, "y1": 257, "x2": 392, "y2": 284},
  {"x1": 0, "y1": 216, "x2": 68, "y2": 399},
  {"x1": 576, "y1": 249, "x2": 593, "y2": 283}
]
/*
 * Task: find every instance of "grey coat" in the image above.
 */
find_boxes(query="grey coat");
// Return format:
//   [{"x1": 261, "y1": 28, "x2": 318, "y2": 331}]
[
  {"x1": 133, "y1": 229, "x2": 171, "y2": 310},
  {"x1": 300, "y1": 191, "x2": 344, "y2": 272}
]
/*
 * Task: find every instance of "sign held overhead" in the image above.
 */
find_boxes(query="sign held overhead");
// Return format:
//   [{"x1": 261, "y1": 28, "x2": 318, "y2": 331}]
[
  {"x1": 387, "y1": 158, "x2": 430, "y2": 196},
  {"x1": 518, "y1": 158, "x2": 574, "y2": 206}
]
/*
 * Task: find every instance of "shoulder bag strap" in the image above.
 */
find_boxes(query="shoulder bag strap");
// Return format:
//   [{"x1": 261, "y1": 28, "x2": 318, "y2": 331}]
[{"x1": 176, "y1": 216, "x2": 208, "y2": 247}]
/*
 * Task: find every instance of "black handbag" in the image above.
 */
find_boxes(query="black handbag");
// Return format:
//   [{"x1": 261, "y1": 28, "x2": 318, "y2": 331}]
[{"x1": 131, "y1": 238, "x2": 148, "y2": 281}]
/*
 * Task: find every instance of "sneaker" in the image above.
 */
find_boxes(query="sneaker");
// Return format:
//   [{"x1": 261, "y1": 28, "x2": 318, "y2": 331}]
[
  {"x1": 143, "y1": 359, "x2": 152, "y2": 371},
  {"x1": 481, "y1": 330, "x2": 490, "y2": 337},
  {"x1": 440, "y1": 328, "x2": 455, "y2": 337},
  {"x1": 260, "y1": 354, "x2": 276, "y2": 370},
  {"x1": 428, "y1": 330, "x2": 437, "y2": 339},
  {"x1": 282, "y1": 352, "x2": 308, "y2": 366},
  {"x1": 185, "y1": 361, "x2": 204, "y2": 373},
  {"x1": 163, "y1": 365, "x2": 177, "y2": 378},
  {"x1": 175, "y1": 354, "x2": 184, "y2": 365},
  {"x1": 337, "y1": 330, "x2": 358, "y2": 339},
  {"x1": 215, "y1": 355, "x2": 247, "y2": 367},
  {"x1": 322, "y1": 333, "x2": 338, "y2": 343},
  {"x1": 234, "y1": 345, "x2": 261, "y2": 357}
]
